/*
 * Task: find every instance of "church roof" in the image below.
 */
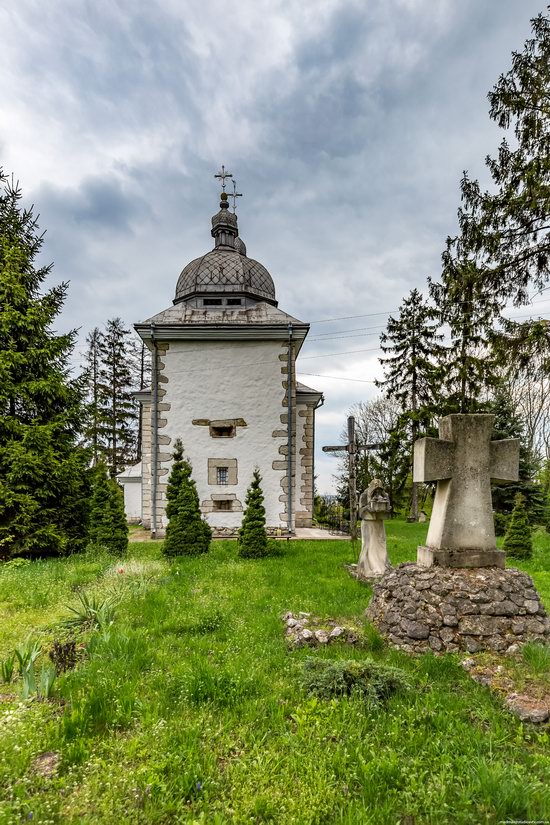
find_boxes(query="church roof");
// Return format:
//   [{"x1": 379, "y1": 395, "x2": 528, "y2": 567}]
[
  {"x1": 135, "y1": 301, "x2": 309, "y2": 348},
  {"x1": 174, "y1": 193, "x2": 277, "y2": 305}
]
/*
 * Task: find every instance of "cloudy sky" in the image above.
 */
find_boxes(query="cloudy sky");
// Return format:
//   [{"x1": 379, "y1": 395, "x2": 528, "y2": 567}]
[{"x1": 2, "y1": 0, "x2": 548, "y2": 492}]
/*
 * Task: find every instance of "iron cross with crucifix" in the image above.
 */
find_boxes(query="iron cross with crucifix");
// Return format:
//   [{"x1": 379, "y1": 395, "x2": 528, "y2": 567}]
[{"x1": 323, "y1": 416, "x2": 382, "y2": 541}]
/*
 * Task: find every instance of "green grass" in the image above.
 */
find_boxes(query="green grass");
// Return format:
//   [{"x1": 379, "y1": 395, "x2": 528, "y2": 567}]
[{"x1": 0, "y1": 524, "x2": 548, "y2": 823}]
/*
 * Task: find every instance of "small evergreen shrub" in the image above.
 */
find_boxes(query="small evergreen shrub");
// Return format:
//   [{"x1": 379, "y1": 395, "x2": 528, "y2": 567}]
[
  {"x1": 493, "y1": 511, "x2": 510, "y2": 537},
  {"x1": 503, "y1": 492, "x2": 533, "y2": 560},
  {"x1": 88, "y1": 464, "x2": 128, "y2": 555},
  {"x1": 163, "y1": 440, "x2": 211, "y2": 557},
  {"x1": 301, "y1": 657, "x2": 410, "y2": 701},
  {"x1": 238, "y1": 469, "x2": 269, "y2": 558}
]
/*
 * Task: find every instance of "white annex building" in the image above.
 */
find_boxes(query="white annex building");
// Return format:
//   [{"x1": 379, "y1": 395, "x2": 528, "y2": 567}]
[{"x1": 129, "y1": 181, "x2": 323, "y2": 538}]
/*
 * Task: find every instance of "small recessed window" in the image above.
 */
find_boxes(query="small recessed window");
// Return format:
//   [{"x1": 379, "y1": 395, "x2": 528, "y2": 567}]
[
  {"x1": 211, "y1": 425, "x2": 235, "y2": 438},
  {"x1": 203, "y1": 298, "x2": 223, "y2": 306},
  {"x1": 226, "y1": 298, "x2": 242, "y2": 306},
  {"x1": 217, "y1": 467, "x2": 229, "y2": 485},
  {"x1": 213, "y1": 499, "x2": 232, "y2": 511}
]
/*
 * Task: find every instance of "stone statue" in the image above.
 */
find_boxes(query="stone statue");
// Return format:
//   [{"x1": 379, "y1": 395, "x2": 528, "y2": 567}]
[{"x1": 357, "y1": 479, "x2": 391, "y2": 578}]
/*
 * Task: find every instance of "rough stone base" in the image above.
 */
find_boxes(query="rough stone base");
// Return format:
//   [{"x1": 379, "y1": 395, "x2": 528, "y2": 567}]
[{"x1": 366, "y1": 563, "x2": 550, "y2": 654}]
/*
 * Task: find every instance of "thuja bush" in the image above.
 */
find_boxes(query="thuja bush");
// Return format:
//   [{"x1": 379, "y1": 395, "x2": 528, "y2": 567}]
[
  {"x1": 238, "y1": 469, "x2": 270, "y2": 558},
  {"x1": 163, "y1": 439, "x2": 211, "y2": 557},
  {"x1": 503, "y1": 493, "x2": 533, "y2": 560},
  {"x1": 302, "y1": 657, "x2": 411, "y2": 701},
  {"x1": 88, "y1": 463, "x2": 128, "y2": 555}
]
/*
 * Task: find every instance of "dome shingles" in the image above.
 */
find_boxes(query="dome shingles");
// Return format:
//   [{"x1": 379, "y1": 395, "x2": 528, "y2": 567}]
[{"x1": 174, "y1": 248, "x2": 276, "y2": 305}]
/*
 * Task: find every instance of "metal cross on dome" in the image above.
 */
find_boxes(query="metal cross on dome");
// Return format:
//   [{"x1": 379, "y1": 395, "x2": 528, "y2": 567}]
[
  {"x1": 214, "y1": 165, "x2": 233, "y2": 192},
  {"x1": 230, "y1": 180, "x2": 242, "y2": 213}
]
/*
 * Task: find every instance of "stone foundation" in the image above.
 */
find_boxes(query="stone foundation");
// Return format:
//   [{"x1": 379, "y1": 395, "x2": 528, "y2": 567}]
[
  {"x1": 366, "y1": 563, "x2": 550, "y2": 654},
  {"x1": 211, "y1": 526, "x2": 292, "y2": 539}
]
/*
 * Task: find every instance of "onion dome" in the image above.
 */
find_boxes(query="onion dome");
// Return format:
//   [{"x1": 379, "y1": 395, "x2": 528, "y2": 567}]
[{"x1": 174, "y1": 193, "x2": 276, "y2": 306}]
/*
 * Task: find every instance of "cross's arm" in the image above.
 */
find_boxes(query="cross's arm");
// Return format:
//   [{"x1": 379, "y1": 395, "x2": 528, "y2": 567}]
[
  {"x1": 413, "y1": 438, "x2": 454, "y2": 483},
  {"x1": 490, "y1": 439, "x2": 520, "y2": 483}
]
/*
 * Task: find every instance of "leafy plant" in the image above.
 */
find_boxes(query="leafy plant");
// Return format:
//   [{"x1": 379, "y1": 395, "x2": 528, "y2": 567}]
[
  {"x1": 193, "y1": 609, "x2": 225, "y2": 634},
  {"x1": 301, "y1": 657, "x2": 411, "y2": 701},
  {"x1": 2, "y1": 557, "x2": 31, "y2": 571},
  {"x1": 62, "y1": 591, "x2": 117, "y2": 632},
  {"x1": 14, "y1": 637, "x2": 42, "y2": 699},
  {"x1": 38, "y1": 664, "x2": 57, "y2": 699},
  {"x1": 0, "y1": 653, "x2": 15, "y2": 683}
]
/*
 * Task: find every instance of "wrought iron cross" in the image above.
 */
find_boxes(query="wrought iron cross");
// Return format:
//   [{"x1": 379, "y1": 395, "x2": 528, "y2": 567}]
[
  {"x1": 230, "y1": 180, "x2": 242, "y2": 213},
  {"x1": 214, "y1": 165, "x2": 233, "y2": 192}
]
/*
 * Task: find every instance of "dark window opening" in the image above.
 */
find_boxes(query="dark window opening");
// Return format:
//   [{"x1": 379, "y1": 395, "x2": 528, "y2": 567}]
[
  {"x1": 203, "y1": 298, "x2": 223, "y2": 306},
  {"x1": 227, "y1": 298, "x2": 242, "y2": 306},
  {"x1": 213, "y1": 499, "x2": 232, "y2": 511},
  {"x1": 211, "y1": 425, "x2": 235, "y2": 438},
  {"x1": 217, "y1": 467, "x2": 229, "y2": 485}
]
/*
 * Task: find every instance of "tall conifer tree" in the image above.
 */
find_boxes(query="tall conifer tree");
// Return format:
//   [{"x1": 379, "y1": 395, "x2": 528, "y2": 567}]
[
  {"x1": 446, "y1": 11, "x2": 550, "y2": 304},
  {"x1": 84, "y1": 326, "x2": 103, "y2": 466},
  {"x1": 377, "y1": 289, "x2": 442, "y2": 519},
  {"x1": 0, "y1": 171, "x2": 90, "y2": 558},
  {"x1": 430, "y1": 259, "x2": 501, "y2": 414},
  {"x1": 96, "y1": 318, "x2": 137, "y2": 476}
]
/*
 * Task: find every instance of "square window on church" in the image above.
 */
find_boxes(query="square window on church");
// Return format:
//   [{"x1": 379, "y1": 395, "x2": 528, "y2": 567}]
[
  {"x1": 226, "y1": 298, "x2": 242, "y2": 306},
  {"x1": 208, "y1": 458, "x2": 237, "y2": 485},
  {"x1": 211, "y1": 424, "x2": 235, "y2": 438},
  {"x1": 213, "y1": 499, "x2": 232, "y2": 511},
  {"x1": 203, "y1": 298, "x2": 223, "y2": 306}
]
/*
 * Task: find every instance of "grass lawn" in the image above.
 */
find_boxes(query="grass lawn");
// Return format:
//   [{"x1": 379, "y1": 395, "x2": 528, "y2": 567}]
[{"x1": 0, "y1": 523, "x2": 549, "y2": 824}]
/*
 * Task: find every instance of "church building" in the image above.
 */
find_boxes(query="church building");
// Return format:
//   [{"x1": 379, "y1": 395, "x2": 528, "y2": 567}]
[{"x1": 133, "y1": 177, "x2": 323, "y2": 538}]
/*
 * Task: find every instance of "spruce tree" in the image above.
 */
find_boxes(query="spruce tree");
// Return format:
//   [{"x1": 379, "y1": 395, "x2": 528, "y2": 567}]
[
  {"x1": 503, "y1": 493, "x2": 533, "y2": 560},
  {"x1": 163, "y1": 440, "x2": 211, "y2": 556},
  {"x1": 83, "y1": 326, "x2": 103, "y2": 466},
  {"x1": 238, "y1": 469, "x2": 269, "y2": 558},
  {"x1": 0, "y1": 171, "x2": 90, "y2": 558},
  {"x1": 490, "y1": 390, "x2": 543, "y2": 522},
  {"x1": 377, "y1": 288, "x2": 443, "y2": 519},
  {"x1": 88, "y1": 464, "x2": 128, "y2": 555},
  {"x1": 96, "y1": 318, "x2": 137, "y2": 477},
  {"x1": 447, "y1": 11, "x2": 550, "y2": 305},
  {"x1": 430, "y1": 259, "x2": 501, "y2": 414}
]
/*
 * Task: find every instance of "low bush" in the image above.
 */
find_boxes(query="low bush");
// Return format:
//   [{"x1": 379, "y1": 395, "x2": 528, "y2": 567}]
[{"x1": 301, "y1": 657, "x2": 411, "y2": 701}]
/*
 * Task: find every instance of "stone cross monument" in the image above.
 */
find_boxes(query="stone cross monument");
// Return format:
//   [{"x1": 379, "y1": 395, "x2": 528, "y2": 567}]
[
  {"x1": 414, "y1": 414, "x2": 519, "y2": 568},
  {"x1": 357, "y1": 479, "x2": 392, "y2": 578}
]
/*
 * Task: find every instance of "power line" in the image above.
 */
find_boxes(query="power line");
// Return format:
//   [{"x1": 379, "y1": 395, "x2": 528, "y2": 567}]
[{"x1": 298, "y1": 372, "x2": 377, "y2": 383}]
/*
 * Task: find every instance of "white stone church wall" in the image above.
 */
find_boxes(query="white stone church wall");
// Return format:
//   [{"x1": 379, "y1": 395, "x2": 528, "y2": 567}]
[{"x1": 157, "y1": 339, "x2": 288, "y2": 531}]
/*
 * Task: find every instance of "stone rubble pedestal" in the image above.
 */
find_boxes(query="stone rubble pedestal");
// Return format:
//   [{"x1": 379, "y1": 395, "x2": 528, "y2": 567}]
[{"x1": 366, "y1": 563, "x2": 550, "y2": 654}]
